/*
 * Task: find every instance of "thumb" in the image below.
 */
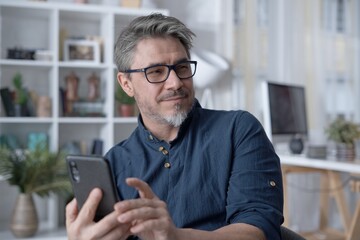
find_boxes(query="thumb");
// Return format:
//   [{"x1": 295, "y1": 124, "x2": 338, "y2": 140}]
[{"x1": 126, "y1": 178, "x2": 157, "y2": 199}]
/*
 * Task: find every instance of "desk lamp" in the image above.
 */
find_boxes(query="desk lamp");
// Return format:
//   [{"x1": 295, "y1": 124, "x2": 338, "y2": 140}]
[{"x1": 191, "y1": 49, "x2": 230, "y2": 109}]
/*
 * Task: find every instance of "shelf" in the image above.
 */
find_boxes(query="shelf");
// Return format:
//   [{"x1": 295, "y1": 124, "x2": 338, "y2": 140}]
[
  {"x1": 58, "y1": 117, "x2": 107, "y2": 124},
  {"x1": 0, "y1": 59, "x2": 53, "y2": 68},
  {"x1": 0, "y1": 117, "x2": 53, "y2": 123},
  {"x1": 58, "y1": 61, "x2": 107, "y2": 69},
  {"x1": 114, "y1": 117, "x2": 138, "y2": 123},
  {"x1": 0, "y1": 0, "x2": 166, "y2": 231}
]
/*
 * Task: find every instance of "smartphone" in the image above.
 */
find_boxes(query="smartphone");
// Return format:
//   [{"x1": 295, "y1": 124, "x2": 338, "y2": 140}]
[{"x1": 66, "y1": 155, "x2": 120, "y2": 221}]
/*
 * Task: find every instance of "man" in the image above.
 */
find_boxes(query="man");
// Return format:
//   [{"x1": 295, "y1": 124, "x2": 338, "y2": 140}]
[{"x1": 66, "y1": 13, "x2": 283, "y2": 240}]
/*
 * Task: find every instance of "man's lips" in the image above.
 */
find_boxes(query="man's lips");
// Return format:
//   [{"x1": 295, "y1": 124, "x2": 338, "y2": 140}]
[
  {"x1": 159, "y1": 90, "x2": 189, "y2": 102},
  {"x1": 163, "y1": 95, "x2": 186, "y2": 101}
]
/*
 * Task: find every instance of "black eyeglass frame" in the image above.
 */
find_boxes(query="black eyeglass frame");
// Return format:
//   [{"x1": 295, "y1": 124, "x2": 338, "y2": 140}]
[{"x1": 123, "y1": 60, "x2": 197, "y2": 84}]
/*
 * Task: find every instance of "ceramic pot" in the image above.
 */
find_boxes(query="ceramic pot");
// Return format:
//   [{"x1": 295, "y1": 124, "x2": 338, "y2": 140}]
[
  {"x1": 118, "y1": 104, "x2": 134, "y2": 117},
  {"x1": 336, "y1": 143, "x2": 355, "y2": 161},
  {"x1": 10, "y1": 194, "x2": 38, "y2": 238},
  {"x1": 289, "y1": 135, "x2": 304, "y2": 154},
  {"x1": 14, "y1": 104, "x2": 27, "y2": 117}
]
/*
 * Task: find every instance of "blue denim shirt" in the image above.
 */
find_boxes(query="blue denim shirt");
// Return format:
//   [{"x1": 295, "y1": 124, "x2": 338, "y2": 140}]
[{"x1": 105, "y1": 101, "x2": 284, "y2": 239}]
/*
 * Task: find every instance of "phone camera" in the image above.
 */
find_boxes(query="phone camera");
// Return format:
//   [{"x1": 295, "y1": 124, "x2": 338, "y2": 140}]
[{"x1": 70, "y1": 161, "x2": 80, "y2": 183}]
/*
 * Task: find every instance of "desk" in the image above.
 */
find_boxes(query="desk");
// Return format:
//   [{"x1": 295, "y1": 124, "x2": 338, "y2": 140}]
[{"x1": 279, "y1": 154, "x2": 360, "y2": 240}]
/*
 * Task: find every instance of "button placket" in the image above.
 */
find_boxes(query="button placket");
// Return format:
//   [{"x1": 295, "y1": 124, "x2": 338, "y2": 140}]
[{"x1": 159, "y1": 146, "x2": 171, "y2": 168}]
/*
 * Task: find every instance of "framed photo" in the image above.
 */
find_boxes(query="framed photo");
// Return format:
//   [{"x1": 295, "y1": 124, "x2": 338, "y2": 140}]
[{"x1": 64, "y1": 39, "x2": 100, "y2": 63}]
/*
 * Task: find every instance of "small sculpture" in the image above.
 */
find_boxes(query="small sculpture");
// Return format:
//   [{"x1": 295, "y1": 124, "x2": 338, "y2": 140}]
[
  {"x1": 87, "y1": 72, "x2": 100, "y2": 101},
  {"x1": 65, "y1": 71, "x2": 79, "y2": 101},
  {"x1": 65, "y1": 71, "x2": 79, "y2": 115},
  {"x1": 37, "y1": 96, "x2": 51, "y2": 117}
]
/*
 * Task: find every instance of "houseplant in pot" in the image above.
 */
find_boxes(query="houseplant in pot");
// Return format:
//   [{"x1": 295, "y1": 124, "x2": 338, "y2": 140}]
[
  {"x1": 115, "y1": 85, "x2": 136, "y2": 117},
  {"x1": 0, "y1": 144, "x2": 71, "y2": 238},
  {"x1": 12, "y1": 72, "x2": 28, "y2": 117},
  {"x1": 325, "y1": 117, "x2": 360, "y2": 160}
]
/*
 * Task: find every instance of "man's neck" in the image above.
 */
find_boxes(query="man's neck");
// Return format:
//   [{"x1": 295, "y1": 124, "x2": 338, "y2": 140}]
[{"x1": 142, "y1": 118, "x2": 180, "y2": 143}]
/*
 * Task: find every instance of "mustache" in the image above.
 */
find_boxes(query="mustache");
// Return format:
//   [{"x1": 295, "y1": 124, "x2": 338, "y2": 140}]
[{"x1": 159, "y1": 89, "x2": 189, "y2": 101}]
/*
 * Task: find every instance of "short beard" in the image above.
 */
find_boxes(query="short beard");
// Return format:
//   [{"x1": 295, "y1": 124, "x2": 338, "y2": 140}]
[
  {"x1": 163, "y1": 104, "x2": 189, "y2": 127},
  {"x1": 135, "y1": 89, "x2": 193, "y2": 128}
]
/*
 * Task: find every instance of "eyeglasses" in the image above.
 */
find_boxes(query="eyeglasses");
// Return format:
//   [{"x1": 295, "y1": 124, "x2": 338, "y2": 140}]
[{"x1": 123, "y1": 60, "x2": 197, "y2": 84}]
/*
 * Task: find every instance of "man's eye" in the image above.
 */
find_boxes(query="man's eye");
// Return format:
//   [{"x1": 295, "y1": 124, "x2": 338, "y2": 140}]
[
  {"x1": 147, "y1": 67, "x2": 165, "y2": 75},
  {"x1": 176, "y1": 64, "x2": 190, "y2": 72}
]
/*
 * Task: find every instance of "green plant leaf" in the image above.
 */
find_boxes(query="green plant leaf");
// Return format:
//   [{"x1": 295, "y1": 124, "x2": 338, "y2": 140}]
[
  {"x1": 0, "y1": 145, "x2": 71, "y2": 197},
  {"x1": 115, "y1": 85, "x2": 135, "y2": 105},
  {"x1": 325, "y1": 118, "x2": 360, "y2": 145}
]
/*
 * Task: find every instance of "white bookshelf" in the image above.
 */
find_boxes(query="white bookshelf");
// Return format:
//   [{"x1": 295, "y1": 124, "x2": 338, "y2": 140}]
[
  {"x1": 0, "y1": 0, "x2": 168, "y2": 232},
  {"x1": 0, "y1": 0, "x2": 168, "y2": 153}
]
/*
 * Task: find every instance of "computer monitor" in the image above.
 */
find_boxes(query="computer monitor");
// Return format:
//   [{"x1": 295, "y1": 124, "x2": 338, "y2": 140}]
[{"x1": 262, "y1": 81, "x2": 308, "y2": 144}]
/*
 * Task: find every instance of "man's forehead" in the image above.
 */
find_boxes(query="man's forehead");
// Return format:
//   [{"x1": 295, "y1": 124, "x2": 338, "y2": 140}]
[{"x1": 131, "y1": 37, "x2": 188, "y2": 66}]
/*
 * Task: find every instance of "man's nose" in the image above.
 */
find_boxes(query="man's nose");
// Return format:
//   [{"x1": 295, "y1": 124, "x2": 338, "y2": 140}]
[{"x1": 165, "y1": 69, "x2": 183, "y2": 89}]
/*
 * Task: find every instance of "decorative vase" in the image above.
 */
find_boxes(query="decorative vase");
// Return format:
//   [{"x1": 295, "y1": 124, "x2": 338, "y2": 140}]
[
  {"x1": 355, "y1": 139, "x2": 360, "y2": 160},
  {"x1": 118, "y1": 104, "x2": 134, "y2": 117},
  {"x1": 289, "y1": 135, "x2": 304, "y2": 154},
  {"x1": 10, "y1": 193, "x2": 39, "y2": 238},
  {"x1": 336, "y1": 143, "x2": 355, "y2": 161},
  {"x1": 14, "y1": 104, "x2": 27, "y2": 117}
]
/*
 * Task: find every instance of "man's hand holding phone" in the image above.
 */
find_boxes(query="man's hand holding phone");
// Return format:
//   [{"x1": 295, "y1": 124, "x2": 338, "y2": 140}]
[{"x1": 66, "y1": 188, "x2": 131, "y2": 240}]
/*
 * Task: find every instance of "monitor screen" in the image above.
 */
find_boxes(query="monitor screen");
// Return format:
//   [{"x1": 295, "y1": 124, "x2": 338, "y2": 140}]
[{"x1": 262, "y1": 81, "x2": 308, "y2": 139}]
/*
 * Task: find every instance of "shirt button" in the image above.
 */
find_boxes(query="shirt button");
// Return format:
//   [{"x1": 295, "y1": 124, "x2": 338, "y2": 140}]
[
  {"x1": 148, "y1": 135, "x2": 153, "y2": 140},
  {"x1": 269, "y1": 180, "x2": 276, "y2": 187},
  {"x1": 159, "y1": 146, "x2": 164, "y2": 151},
  {"x1": 164, "y1": 162, "x2": 171, "y2": 168},
  {"x1": 162, "y1": 149, "x2": 169, "y2": 155}
]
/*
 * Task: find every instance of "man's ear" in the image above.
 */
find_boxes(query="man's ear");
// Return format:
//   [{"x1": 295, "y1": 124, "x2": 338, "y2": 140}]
[{"x1": 117, "y1": 72, "x2": 134, "y2": 97}]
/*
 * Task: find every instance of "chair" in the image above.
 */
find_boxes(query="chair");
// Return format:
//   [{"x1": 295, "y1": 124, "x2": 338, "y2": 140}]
[{"x1": 281, "y1": 226, "x2": 306, "y2": 240}]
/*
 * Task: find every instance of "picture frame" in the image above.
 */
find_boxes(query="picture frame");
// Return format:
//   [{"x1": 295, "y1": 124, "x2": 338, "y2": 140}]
[{"x1": 63, "y1": 39, "x2": 100, "y2": 63}]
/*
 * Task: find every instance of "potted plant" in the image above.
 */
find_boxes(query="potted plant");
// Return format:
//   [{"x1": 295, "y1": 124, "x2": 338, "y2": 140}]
[
  {"x1": 0, "y1": 145, "x2": 71, "y2": 238},
  {"x1": 115, "y1": 85, "x2": 136, "y2": 117},
  {"x1": 12, "y1": 72, "x2": 28, "y2": 116},
  {"x1": 325, "y1": 117, "x2": 360, "y2": 160}
]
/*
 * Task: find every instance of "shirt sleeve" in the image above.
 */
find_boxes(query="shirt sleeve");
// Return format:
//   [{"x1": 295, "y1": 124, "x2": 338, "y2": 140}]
[{"x1": 226, "y1": 111, "x2": 284, "y2": 239}]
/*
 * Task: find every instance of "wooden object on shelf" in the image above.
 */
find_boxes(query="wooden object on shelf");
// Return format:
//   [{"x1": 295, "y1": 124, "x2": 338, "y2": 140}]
[
  {"x1": 121, "y1": 0, "x2": 141, "y2": 8},
  {"x1": 87, "y1": 72, "x2": 100, "y2": 101},
  {"x1": 65, "y1": 71, "x2": 79, "y2": 102},
  {"x1": 36, "y1": 96, "x2": 51, "y2": 117}
]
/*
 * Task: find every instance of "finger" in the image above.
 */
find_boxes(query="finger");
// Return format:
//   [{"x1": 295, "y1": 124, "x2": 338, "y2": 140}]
[
  {"x1": 114, "y1": 198, "x2": 165, "y2": 214},
  {"x1": 77, "y1": 188, "x2": 103, "y2": 222},
  {"x1": 126, "y1": 178, "x2": 157, "y2": 199},
  {"x1": 117, "y1": 205, "x2": 166, "y2": 224},
  {"x1": 65, "y1": 198, "x2": 78, "y2": 227},
  {"x1": 130, "y1": 217, "x2": 172, "y2": 234},
  {"x1": 91, "y1": 211, "x2": 131, "y2": 239}
]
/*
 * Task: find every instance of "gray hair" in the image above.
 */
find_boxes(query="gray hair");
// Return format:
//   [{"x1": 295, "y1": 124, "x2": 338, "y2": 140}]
[{"x1": 114, "y1": 13, "x2": 195, "y2": 72}]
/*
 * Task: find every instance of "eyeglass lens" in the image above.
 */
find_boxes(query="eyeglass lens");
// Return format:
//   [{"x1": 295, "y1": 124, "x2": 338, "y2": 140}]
[{"x1": 145, "y1": 62, "x2": 196, "y2": 83}]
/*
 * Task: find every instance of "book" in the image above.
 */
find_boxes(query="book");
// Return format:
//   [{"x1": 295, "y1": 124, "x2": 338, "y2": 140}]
[
  {"x1": 0, "y1": 87, "x2": 15, "y2": 116},
  {"x1": 59, "y1": 87, "x2": 66, "y2": 116},
  {"x1": 91, "y1": 139, "x2": 103, "y2": 155},
  {"x1": 25, "y1": 88, "x2": 36, "y2": 117}
]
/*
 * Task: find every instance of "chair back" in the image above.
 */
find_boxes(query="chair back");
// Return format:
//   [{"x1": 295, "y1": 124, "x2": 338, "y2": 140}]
[{"x1": 280, "y1": 226, "x2": 306, "y2": 240}]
